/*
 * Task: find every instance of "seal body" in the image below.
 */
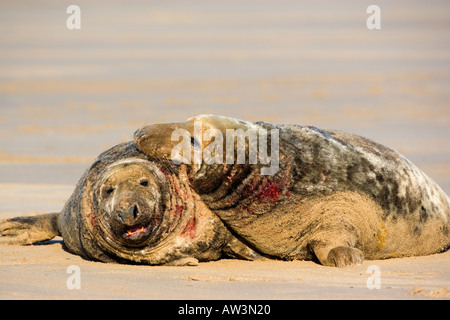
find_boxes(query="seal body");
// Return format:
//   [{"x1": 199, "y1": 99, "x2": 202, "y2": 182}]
[
  {"x1": 134, "y1": 114, "x2": 450, "y2": 267},
  {"x1": 0, "y1": 142, "x2": 242, "y2": 265}
]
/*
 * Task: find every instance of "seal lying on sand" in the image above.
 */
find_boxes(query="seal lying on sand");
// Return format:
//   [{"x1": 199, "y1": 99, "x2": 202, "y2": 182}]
[
  {"x1": 134, "y1": 114, "x2": 450, "y2": 267},
  {"x1": 0, "y1": 142, "x2": 255, "y2": 265}
]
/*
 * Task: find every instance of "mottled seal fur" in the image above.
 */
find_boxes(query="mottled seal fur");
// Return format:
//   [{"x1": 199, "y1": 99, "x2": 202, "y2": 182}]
[
  {"x1": 134, "y1": 114, "x2": 450, "y2": 267},
  {"x1": 0, "y1": 142, "x2": 253, "y2": 265}
]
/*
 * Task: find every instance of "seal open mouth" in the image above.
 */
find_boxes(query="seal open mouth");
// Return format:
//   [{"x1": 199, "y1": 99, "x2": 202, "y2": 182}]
[{"x1": 122, "y1": 224, "x2": 151, "y2": 241}]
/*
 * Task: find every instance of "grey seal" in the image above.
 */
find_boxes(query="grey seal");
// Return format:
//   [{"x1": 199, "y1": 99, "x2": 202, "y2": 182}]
[
  {"x1": 0, "y1": 142, "x2": 247, "y2": 265},
  {"x1": 134, "y1": 114, "x2": 450, "y2": 267}
]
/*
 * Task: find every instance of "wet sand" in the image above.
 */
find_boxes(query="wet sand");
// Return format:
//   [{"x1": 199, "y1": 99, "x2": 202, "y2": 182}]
[{"x1": 0, "y1": 0, "x2": 449, "y2": 299}]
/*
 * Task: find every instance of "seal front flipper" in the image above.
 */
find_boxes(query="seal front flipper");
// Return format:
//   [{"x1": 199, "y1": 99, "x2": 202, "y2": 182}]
[
  {"x1": 0, "y1": 212, "x2": 61, "y2": 245},
  {"x1": 310, "y1": 242, "x2": 364, "y2": 267},
  {"x1": 306, "y1": 193, "x2": 374, "y2": 267},
  {"x1": 223, "y1": 235, "x2": 266, "y2": 261},
  {"x1": 327, "y1": 246, "x2": 364, "y2": 267},
  {"x1": 164, "y1": 257, "x2": 199, "y2": 266},
  {"x1": 308, "y1": 218, "x2": 365, "y2": 267}
]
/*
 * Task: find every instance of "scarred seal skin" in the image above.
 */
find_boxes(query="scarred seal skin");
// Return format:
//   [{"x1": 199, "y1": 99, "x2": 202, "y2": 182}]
[
  {"x1": 134, "y1": 114, "x2": 450, "y2": 267},
  {"x1": 0, "y1": 142, "x2": 239, "y2": 265}
]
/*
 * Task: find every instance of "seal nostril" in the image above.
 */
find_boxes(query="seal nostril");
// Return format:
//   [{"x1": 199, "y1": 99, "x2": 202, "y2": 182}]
[
  {"x1": 116, "y1": 209, "x2": 126, "y2": 223},
  {"x1": 133, "y1": 129, "x2": 142, "y2": 140},
  {"x1": 116, "y1": 205, "x2": 139, "y2": 224},
  {"x1": 129, "y1": 204, "x2": 139, "y2": 219},
  {"x1": 134, "y1": 128, "x2": 147, "y2": 143}
]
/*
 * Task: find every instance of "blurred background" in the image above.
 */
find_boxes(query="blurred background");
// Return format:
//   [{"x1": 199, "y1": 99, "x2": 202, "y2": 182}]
[{"x1": 0, "y1": 0, "x2": 449, "y2": 214}]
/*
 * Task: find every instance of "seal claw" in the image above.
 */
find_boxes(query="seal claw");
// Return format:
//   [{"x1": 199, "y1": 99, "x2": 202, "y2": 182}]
[{"x1": 164, "y1": 257, "x2": 199, "y2": 266}]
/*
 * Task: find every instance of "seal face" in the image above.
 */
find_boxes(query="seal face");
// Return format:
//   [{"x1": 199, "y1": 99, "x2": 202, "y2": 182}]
[
  {"x1": 83, "y1": 155, "x2": 188, "y2": 263},
  {"x1": 94, "y1": 159, "x2": 166, "y2": 246}
]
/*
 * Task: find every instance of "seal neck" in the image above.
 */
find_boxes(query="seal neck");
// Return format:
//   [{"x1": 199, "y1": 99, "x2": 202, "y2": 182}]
[{"x1": 199, "y1": 163, "x2": 293, "y2": 212}]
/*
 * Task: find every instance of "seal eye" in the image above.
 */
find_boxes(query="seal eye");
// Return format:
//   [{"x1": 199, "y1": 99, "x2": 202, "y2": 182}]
[
  {"x1": 105, "y1": 187, "x2": 115, "y2": 195},
  {"x1": 140, "y1": 180, "x2": 149, "y2": 187},
  {"x1": 191, "y1": 136, "x2": 200, "y2": 149}
]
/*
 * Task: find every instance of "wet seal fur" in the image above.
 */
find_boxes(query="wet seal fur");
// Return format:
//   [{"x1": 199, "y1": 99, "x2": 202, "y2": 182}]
[
  {"x1": 0, "y1": 142, "x2": 252, "y2": 265},
  {"x1": 134, "y1": 114, "x2": 450, "y2": 267}
]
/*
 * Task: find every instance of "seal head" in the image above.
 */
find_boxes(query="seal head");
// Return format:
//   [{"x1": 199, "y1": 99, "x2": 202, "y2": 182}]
[
  {"x1": 134, "y1": 114, "x2": 279, "y2": 195},
  {"x1": 59, "y1": 142, "x2": 232, "y2": 265}
]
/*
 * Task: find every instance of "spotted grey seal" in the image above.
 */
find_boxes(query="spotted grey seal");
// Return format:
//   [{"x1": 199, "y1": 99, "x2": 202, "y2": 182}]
[
  {"x1": 0, "y1": 141, "x2": 255, "y2": 265},
  {"x1": 134, "y1": 114, "x2": 450, "y2": 267}
]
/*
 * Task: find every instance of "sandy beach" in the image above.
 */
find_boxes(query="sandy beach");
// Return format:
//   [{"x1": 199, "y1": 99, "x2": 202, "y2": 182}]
[
  {"x1": 0, "y1": 0, "x2": 449, "y2": 300},
  {"x1": 0, "y1": 240, "x2": 449, "y2": 300}
]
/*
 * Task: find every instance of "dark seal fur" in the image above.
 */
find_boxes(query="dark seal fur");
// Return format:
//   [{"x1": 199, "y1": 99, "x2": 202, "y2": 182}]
[{"x1": 134, "y1": 114, "x2": 450, "y2": 267}]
